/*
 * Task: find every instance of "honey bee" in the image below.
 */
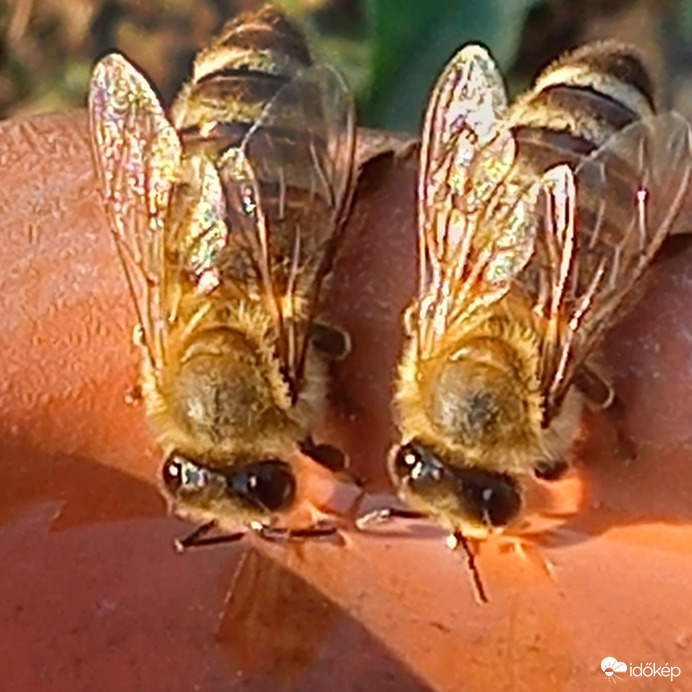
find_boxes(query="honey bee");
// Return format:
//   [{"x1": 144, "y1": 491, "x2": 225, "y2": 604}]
[
  {"x1": 88, "y1": 5, "x2": 355, "y2": 548},
  {"x1": 359, "y1": 41, "x2": 692, "y2": 598}
]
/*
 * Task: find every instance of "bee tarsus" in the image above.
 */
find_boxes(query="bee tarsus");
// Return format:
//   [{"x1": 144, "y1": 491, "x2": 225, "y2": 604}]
[
  {"x1": 309, "y1": 322, "x2": 352, "y2": 360},
  {"x1": 174, "y1": 522, "x2": 245, "y2": 552},
  {"x1": 174, "y1": 519, "x2": 338, "y2": 552},
  {"x1": 573, "y1": 364, "x2": 616, "y2": 409},
  {"x1": 355, "y1": 507, "x2": 490, "y2": 603},
  {"x1": 355, "y1": 507, "x2": 428, "y2": 530},
  {"x1": 534, "y1": 459, "x2": 570, "y2": 481},
  {"x1": 299, "y1": 436, "x2": 347, "y2": 471}
]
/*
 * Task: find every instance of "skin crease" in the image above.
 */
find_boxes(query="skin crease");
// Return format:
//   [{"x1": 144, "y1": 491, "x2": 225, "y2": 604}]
[{"x1": 2, "y1": 110, "x2": 692, "y2": 691}]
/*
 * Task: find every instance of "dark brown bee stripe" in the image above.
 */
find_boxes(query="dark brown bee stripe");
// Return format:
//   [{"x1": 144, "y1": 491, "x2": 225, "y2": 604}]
[
  {"x1": 215, "y1": 28, "x2": 311, "y2": 69},
  {"x1": 545, "y1": 40, "x2": 655, "y2": 110},
  {"x1": 534, "y1": 84, "x2": 639, "y2": 132},
  {"x1": 515, "y1": 119, "x2": 645, "y2": 286},
  {"x1": 179, "y1": 100, "x2": 329, "y2": 165},
  {"x1": 196, "y1": 68, "x2": 292, "y2": 86},
  {"x1": 514, "y1": 125, "x2": 643, "y2": 238},
  {"x1": 509, "y1": 41, "x2": 655, "y2": 150},
  {"x1": 514, "y1": 124, "x2": 640, "y2": 243},
  {"x1": 174, "y1": 6, "x2": 320, "y2": 159},
  {"x1": 514, "y1": 126, "x2": 596, "y2": 173},
  {"x1": 179, "y1": 120, "x2": 328, "y2": 155},
  {"x1": 178, "y1": 121, "x2": 253, "y2": 150},
  {"x1": 505, "y1": 42, "x2": 657, "y2": 297},
  {"x1": 214, "y1": 6, "x2": 312, "y2": 69},
  {"x1": 186, "y1": 73, "x2": 289, "y2": 122},
  {"x1": 192, "y1": 6, "x2": 312, "y2": 87}
]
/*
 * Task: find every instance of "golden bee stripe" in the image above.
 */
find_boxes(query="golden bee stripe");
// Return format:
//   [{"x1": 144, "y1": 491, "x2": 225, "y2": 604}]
[
  {"x1": 172, "y1": 5, "x2": 313, "y2": 149},
  {"x1": 508, "y1": 41, "x2": 655, "y2": 154},
  {"x1": 535, "y1": 42, "x2": 655, "y2": 110},
  {"x1": 503, "y1": 41, "x2": 657, "y2": 258}
]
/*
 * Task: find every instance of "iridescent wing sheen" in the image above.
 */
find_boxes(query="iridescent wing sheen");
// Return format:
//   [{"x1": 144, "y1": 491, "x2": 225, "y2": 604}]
[
  {"x1": 218, "y1": 64, "x2": 355, "y2": 391},
  {"x1": 535, "y1": 112, "x2": 692, "y2": 421},
  {"x1": 88, "y1": 53, "x2": 182, "y2": 372},
  {"x1": 163, "y1": 152, "x2": 229, "y2": 280},
  {"x1": 415, "y1": 44, "x2": 548, "y2": 358},
  {"x1": 418, "y1": 44, "x2": 508, "y2": 274}
]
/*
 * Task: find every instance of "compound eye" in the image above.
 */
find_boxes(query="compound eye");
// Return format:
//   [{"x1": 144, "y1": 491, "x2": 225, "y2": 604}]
[
  {"x1": 162, "y1": 453, "x2": 209, "y2": 494},
  {"x1": 390, "y1": 441, "x2": 445, "y2": 485},
  {"x1": 391, "y1": 443, "x2": 422, "y2": 479},
  {"x1": 228, "y1": 461, "x2": 296, "y2": 512},
  {"x1": 463, "y1": 472, "x2": 521, "y2": 527}
]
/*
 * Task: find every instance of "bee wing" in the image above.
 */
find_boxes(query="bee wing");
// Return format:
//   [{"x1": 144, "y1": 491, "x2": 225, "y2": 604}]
[
  {"x1": 414, "y1": 44, "x2": 535, "y2": 357},
  {"x1": 218, "y1": 64, "x2": 355, "y2": 391},
  {"x1": 418, "y1": 44, "x2": 508, "y2": 276},
  {"x1": 536, "y1": 112, "x2": 692, "y2": 421},
  {"x1": 88, "y1": 53, "x2": 182, "y2": 371}
]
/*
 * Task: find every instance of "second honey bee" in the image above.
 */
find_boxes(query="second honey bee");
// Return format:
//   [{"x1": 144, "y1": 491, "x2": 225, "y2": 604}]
[
  {"x1": 88, "y1": 6, "x2": 355, "y2": 546},
  {"x1": 361, "y1": 41, "x2": 692, "y2": 589}
]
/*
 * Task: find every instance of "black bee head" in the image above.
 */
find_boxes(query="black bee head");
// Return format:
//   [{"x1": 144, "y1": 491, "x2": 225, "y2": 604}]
[
  {"x1": 388, "y1": 440, "x2": 522, "y2": 533},
  {"x1": 222, "y1": 460, "x2": 296, "y2": 513},
  {"x1": 161, "y1": 454, "x2": 296, "y2": 519}
]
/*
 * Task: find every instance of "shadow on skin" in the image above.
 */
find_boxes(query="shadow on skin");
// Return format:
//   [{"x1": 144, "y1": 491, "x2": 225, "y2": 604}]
[
  {"x1": 0, "y1": 439, "x2": 164, "y2": 531},
  {"x1": 215, "y1": 546, "x2": 430, "y2": 691}
]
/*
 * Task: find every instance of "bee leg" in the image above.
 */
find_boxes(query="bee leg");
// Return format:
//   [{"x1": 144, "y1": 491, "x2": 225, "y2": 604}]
[
  {"x1": 605, "y1": 393, "x2": 637, "y2": 462},
  {"x1": 299, "y1": 436, "x2": 364, "y2": 487},
  {"x1": 574, "y1": 364, "x2": 615, "y2": 409},
  {"x1": 174, "y1": 521, "x2": 246, "y2": 552},
  {"x1": 309, "y1": 322, "x2": 351, "y2": 360},
  {"x1": 355, "y1": 507, "x2": 427, "y2": 530},
  {"x1": 534, "y1": 459, "x2": 570, "y2": 481},
  {"x1": 256, "y1": 522, "x2": 338, "y2": 542},
  {"x1": 300, "y1": 436, "x2": 347, "y2": 472},
  {"x1": 446, "y1": 531, "x2": 489, "y2": 604},
  {"x1": 575, "y1": 365, "x2": 636, "y2": 460}
]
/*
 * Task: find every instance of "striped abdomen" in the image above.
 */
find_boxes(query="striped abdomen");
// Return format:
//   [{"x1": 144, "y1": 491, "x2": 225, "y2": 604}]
[
  {"x1": 507, "y1": 40, "x2": 655, "y2": 169},
  {"x1": 168, "y1": 6, "x2": 335, "y2": 296},
  {"x1": 170, "y1": 5, "x2": 312, "y2": 155},
  {"x1": 504, "y1": 42, "x2": 657, "y2": 281}
]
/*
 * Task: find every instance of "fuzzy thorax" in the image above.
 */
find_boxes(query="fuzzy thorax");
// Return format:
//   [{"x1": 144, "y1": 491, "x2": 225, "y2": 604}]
[
  {"x1": 396, "y1": 314, "x2": 580, "y2": 474},
  {"x1": 140, "y1": 293, "x2": 326, "y2": 467}
]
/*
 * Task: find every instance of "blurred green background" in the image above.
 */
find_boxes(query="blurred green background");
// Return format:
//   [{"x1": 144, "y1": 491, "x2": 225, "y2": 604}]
[{"x1": 1, "y1": 0, "x2": 691, "y2": 131}]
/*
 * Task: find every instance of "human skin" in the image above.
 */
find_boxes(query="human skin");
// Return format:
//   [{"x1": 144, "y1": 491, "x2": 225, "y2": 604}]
[{"x1": 1, "y1": 109, "x2": 692, "y2": 691}]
